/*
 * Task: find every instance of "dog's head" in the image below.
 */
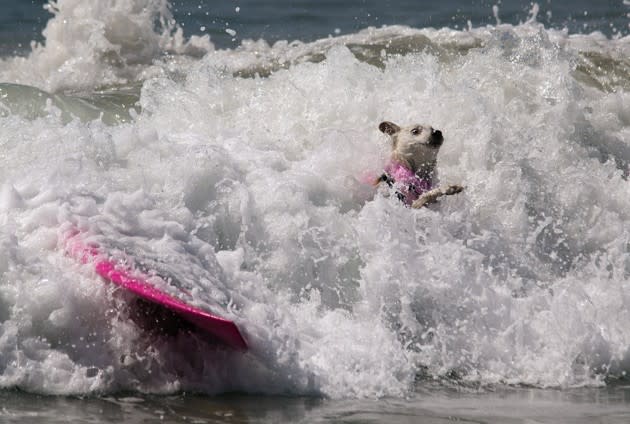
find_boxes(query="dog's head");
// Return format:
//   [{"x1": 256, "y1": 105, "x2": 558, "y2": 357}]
[{"x1": 379, "y1": 121, "x2": 443, "y2": 175}]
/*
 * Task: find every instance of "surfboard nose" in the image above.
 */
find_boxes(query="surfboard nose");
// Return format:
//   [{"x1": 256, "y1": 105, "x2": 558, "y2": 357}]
[{"x1": 63, "y1": 230, "x2": 248, "y2": 351}]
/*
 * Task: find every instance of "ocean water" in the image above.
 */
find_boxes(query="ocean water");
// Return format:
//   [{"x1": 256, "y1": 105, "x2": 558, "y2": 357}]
[{"x1": 1, "y1": 0, "x2": 630, "y2": 422}]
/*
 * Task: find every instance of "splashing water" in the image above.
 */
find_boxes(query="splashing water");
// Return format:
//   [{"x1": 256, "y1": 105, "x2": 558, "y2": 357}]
[
  {"x1": 0, "y1": 0, "x2": 629, "y2": 398},
  {"x1": 0, "y1": 0, "x2": 212, "y2": 92}
]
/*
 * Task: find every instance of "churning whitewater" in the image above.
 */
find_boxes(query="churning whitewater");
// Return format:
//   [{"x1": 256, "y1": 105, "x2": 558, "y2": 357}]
[{"x1": 0, "y1": 0, "x2": 629, "y2": 397}]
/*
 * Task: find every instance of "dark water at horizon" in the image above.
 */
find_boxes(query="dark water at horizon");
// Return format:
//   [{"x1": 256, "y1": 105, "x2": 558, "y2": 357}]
[{"x1": 2, "y1": 0, "x2": 630, "y2": 56}]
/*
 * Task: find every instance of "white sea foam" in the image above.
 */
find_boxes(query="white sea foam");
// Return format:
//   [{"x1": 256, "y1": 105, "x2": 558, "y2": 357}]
[
  {"x1": 0, "y1": 1, "x2": 630, "y2": 398},
  {"x1": 0, "y1": 0, "x2": 212, "y2": 92}
]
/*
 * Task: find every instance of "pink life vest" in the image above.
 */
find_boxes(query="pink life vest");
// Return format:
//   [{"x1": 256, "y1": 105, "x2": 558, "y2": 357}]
[{"x1": 382, "y1": 161, "x2": 432, "y2": 206}]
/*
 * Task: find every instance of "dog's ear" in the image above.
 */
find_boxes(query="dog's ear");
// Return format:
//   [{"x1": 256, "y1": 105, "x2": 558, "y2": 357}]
[{"x1": 379, "y1": 121, "x2": 400, "y2": 136}]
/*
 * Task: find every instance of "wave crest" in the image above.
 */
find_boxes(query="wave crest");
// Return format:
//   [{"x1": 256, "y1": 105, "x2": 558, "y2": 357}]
[{"x1": 0, "y1": 0, "x2": 213, "y2": 92}]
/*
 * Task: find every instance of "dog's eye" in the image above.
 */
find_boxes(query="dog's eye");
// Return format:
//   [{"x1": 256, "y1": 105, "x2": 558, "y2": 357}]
[{"x1": 411, "y1": 127, "x2": 421, "y2": 136}]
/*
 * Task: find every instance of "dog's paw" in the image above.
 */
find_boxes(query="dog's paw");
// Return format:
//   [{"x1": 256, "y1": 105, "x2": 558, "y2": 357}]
[{"x1": 444, "y1": 184, "x2": 464, "y2": 195}]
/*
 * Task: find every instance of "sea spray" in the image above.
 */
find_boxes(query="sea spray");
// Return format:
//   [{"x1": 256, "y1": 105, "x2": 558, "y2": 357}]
[
  {"x1": 0, "y1": 0, "x2": 212, "y2": 92},
  {"x1": 0, "y1": 1, "x2": 629, "y2": 397}
]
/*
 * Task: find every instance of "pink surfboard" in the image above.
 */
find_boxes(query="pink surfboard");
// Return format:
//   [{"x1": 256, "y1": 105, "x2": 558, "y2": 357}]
[{"x1": 63, "y1": 231, "x2": 247, "y2": 351}]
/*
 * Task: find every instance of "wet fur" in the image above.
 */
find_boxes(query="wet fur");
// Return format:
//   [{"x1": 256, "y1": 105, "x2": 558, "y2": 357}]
[{"x1": 377, "y1": 121, "x2": 463, "y2": 208}]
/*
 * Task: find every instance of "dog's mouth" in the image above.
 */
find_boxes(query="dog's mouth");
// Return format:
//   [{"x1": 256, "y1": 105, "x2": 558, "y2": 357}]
[{"x1": 429, "y1": 129, "x2": 443, "y2": 147}]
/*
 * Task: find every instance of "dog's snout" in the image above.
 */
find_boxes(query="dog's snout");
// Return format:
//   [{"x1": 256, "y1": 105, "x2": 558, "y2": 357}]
[{"x1": 430, "y1": 129, "x2": 443, "y2": 145}]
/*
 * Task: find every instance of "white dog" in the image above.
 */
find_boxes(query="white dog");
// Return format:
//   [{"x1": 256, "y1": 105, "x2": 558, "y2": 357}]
[{"x1": 376, "y1": 121, "x2": 463, "y2": 208}]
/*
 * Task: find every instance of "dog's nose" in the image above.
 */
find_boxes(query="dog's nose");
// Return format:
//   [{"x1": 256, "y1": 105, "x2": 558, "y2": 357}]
[{"x1": 431, "y1": 129, "x2": 443, "y2": 145}]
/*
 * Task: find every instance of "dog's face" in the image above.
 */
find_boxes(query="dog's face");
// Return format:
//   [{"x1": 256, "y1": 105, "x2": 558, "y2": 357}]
[{"x1": 379, "y1": 121, "x2": 443, "y2": 173}]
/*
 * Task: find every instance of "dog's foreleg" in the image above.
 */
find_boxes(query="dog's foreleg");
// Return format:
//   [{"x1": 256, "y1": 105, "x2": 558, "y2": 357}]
[
  {"x1": 412, "y1": 185, "x2": 464, "y2": 208},
  {"x1": 411, "y1": 188, "x2": 443, "y2": 208}
]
